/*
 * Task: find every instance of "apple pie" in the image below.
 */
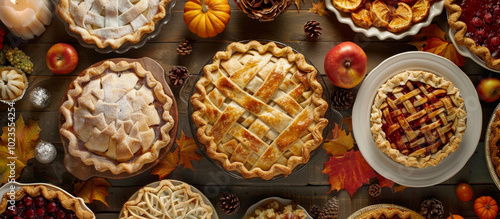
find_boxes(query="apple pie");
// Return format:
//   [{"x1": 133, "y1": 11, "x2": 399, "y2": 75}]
[
  {"x1": 191, "y1": 41, "x2": 329, "y2": 180},
  {"x1": 370, "y1": 70, "x2": 467, "y2": 168},
  {"x1": 59, "y1": 60, "x2": 174, "y2": 174}
]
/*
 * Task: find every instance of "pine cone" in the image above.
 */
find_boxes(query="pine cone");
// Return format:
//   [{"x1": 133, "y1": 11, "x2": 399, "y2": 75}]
[
  {"x1": 168, "y1": 66, "x2": 189, "y2": 86},
  {"x1": 318, "y1": 196, "x2": 339, "y2": 219},
  {"x1": 420, "y1": 198, "x2": 444, "y2": 219},
  {"x1": 310, "y1": 204, "x2": 320, "y2": 218},
  {"x1": 177, "y1": 39, "x2": 192, "y2": 55},
  {"x1": 234, "y1": 0, "x2": 292, "y2": 21},
  {"x1": 331, "y1": 88, "x2": 354, "y2": 111},
  {"x1": 304, "y1": 20, "x2": 323, "y2": 39},
  {"x1": 369, "y1": 184, "x2": 381, "y2": 197},
  {"x1": 218, "y1": 192, "x2": 240, "y2": 215}
]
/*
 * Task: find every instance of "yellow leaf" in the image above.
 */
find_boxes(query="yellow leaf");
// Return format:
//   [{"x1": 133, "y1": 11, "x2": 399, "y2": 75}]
[
  {"x1": 151, "y1": 147, "x2": 180, "y2": 180},
  {"x1": 393, "y1": 185, "x2": 408, "y2": 193},
  {"x1": 295, "y1": 0, "x2": 305, "y2": 12},
  {"x1": 308, "y1": 0, "x2": 328, "y2": 16},
  {"x1": 74, "y1": 177, "x2": 111, "y2": 207},
  {"x1": 323, "y1": 123, "x2": 354, "y2": 156},
  {"x1": 177, "y1": 131, "x2": 202, "y2": 170},
  {"x1": 0, "y1": 115, "x2": 40, "y2": 184}
]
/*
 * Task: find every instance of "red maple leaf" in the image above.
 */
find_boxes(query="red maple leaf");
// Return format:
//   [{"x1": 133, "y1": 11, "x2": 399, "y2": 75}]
[
  {"x1": 322, "y1": 150, "x2": 377, "y2": 197},
  {"x1": 376, "y1": 173, "x2": 395, "y2": 188}
]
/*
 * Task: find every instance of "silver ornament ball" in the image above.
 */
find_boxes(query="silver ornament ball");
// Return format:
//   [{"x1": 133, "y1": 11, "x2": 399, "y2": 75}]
[
  {"x1": 35, "y1": 141, "x2": 57, "y2": 164},
  {"x1": 29, "y1": 87, "x2": 51, "y2": 109}
]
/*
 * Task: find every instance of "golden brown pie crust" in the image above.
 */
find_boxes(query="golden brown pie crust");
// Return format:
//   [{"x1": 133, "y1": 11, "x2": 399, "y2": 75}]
[
  {"x1": 445, "y1": 0, "x2": 500, "y2": 69},
  {"x1": 370, "y1": 70, "x2": 467, "y2": 168},
  {"x1": 59, "y1": 60, "x2": 174, "y2": 175},
  {"x1": 489, "y1": 109, "x2": 500, "y2": 178},
  {"x1": 191, "y1": 41, "x2": 329, "y2": 180},
  {"x1": 356, "y1": 207, "x2": 424, "y2": 219},
  {"x1": 0, "y1": 185, "x2": 94, "y2": 219}
]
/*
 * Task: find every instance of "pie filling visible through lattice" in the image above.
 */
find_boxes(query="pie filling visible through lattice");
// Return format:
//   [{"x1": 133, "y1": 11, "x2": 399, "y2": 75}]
[
  {"x1": 59, "y1": 60, "x2": 174, "y2": 175},
  {"x1": 191, "y1": 41, "x2": 329, "y2": 180},
  {"x1": 370, "y1": 70, "x2": 467, "y2": 168}
]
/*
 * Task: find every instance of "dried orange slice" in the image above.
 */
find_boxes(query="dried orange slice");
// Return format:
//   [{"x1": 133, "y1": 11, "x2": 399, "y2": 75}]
[
  {"x1": 352, "y1": 8, "x2": 373, "y2": 28},
  {"x1": 370, "y1": 0, "x2": 391, "y2": 28},
  {"x1": 387, "y1": 2, "x2": 413, "y2": 32},
  {"x1": 333, "y1": 0, "x2": 364, "y2": 12},
  {"x1": 411, "y1": 0, "x2": 430, "y2": 23}
]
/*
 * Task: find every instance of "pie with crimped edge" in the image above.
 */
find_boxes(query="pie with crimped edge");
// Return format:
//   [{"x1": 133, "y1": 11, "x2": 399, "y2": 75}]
[
  {"x1": 0, "y1": 185, "x2": 94, "y2": 219},
  {"x1": 445, "y1": 0, "x2": 500, "y2": 70},
  {"x1": 59, "y1": 60, "x2": 174, "y2": 175},
  {"x1": 370, "y1": 70, "x2": 466, "y2": 168},
  {"x1": 120, "y1": 180, "x2": 213, "y2": 219},
  {"x1": 489, "y1": 109, "x2": 500, "y2": 178},
  {"x1": 57, "y1": 0, "x2": 171, "y2": 49},
  {"x1": 355, "y1": 207, "x2": 424, "y2": 219},
  {"x1": 191, "y1": 41, "x2": 329, "y2": 180}
]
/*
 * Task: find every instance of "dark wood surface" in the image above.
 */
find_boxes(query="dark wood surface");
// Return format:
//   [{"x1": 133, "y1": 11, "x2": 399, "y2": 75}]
[{"x1": 1, "y1": 0, "x2": 500, "y2": 218}]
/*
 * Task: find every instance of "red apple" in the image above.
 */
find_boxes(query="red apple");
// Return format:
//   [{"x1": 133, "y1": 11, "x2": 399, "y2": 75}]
[
  {"x1": 46, "y1": 43, "x2": 78, "y2": 74},
  {"x1": 477, "y1": 77, "x2": 500, "y2": 102},
  {"x1": 324, "y1": 42, "x2": 367, "y2": 89}
]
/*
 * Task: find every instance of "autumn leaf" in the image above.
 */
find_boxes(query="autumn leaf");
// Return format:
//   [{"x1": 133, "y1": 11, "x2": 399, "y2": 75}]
[
  {"x1": 309, "y1": 0, "x2": 328, "y2": 16},
  {"x1": 323, "y1": 150, "x2": 377, "y2": 197},
  {"x1": 323, "y1": 123, "x2": 354, "y2": 156},
  {"x1": 393, "y1": 185, "x2": 408, "y2": 193},
  {"x1": 343, "y1": 116, "x2": 352, "y2": 132},
  {"x1": 178, "y1": 131, "x2": 202, "y2": 170},
  {"x1": 409, "y1": 24, "x2": 465, "y2": 66},
  {"x1": 0, "y1": 115, "x2": 40, "y2": 184},
  {"x1": 151, "y1": 147, "x2": 179, "y2": 180},
  {"x1": 295, "y1": 0, "x2": 305, "y2": 12},
  {"x1": 376, "y1": 173, "x2": 395, "y2": 188},
  {"x1": 74, "y1": 177, "x2": 111, "y2": 207}
]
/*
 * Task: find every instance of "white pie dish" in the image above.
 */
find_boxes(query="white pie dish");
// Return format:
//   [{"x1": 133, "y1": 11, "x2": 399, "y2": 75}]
[
  {"x1": 352, "y1": 51, "x2": 481, "y2": 187},
  {"x1": 243, "y1": 197, "x2": 313, "y2": 219},
  {"x1": 325, "y1": 0, "x2": 444, "y2": 40},
  {"x1": 484, "y1": 102, "x2": 500, "y2": 191}
]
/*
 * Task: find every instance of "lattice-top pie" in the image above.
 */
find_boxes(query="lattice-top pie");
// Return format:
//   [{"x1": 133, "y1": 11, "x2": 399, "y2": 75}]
[
  {"x1": 370, "y1": 70, "x2": 466, "y2": 168},
  {"x1": 191, "y1": 41, "x2": 329, "y2": 180},
  {"x1": 121, "y1": 180, "x2": 213, "y2": 219},
  {"x1": 57, "y1": 0, "x2": 171, "y2": 49},
  {"x1": 356, "y1": 207, "x2": 424, "y2": 219},
  {"x1": 489, "y1": 109, "x2": 500, "y2": 178},
  {"x1": 59, "y1": 60, "x2": 174, "y2": 174}
]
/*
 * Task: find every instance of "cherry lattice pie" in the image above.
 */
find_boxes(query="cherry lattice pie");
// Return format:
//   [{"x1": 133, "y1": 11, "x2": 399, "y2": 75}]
[
  {"x1": 59, "y1": 60, "x2": 174, "y2": 175},
  {"x1": 191, "y1": 41, "x2": 329, "y2": 180},
  {"x1": 370, "y1": 70, "x2": 466, "y2": 168}
]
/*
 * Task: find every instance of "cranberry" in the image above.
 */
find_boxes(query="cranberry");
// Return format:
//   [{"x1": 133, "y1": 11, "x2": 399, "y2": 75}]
[
  {"x1": 44, "y1": 216, "x2": 54, "y2": 219},
  {"x1": 56, "y1": 209, "x2": 66, "y2": 219},
  {"x1": 37, "y1": 208, "x2": 46, "y2": 217},
  {"x1": 8, "y1": 207, "x2": 18, "y2": 216},
  {"x1": 65, "y1": 213, "x2": 76, "y2": 219},
  {"x1": 484, "y1": 13, "x2": 494, "y2": 24},
  {"x1": 23, "y1": 196, "x2": 34, "y2": 207},
  {"x1": 492, "y1": 37, "x2": 500, "y2": 46},
  {"x1": 12, "y1": 216, "x2": 21, "y2": 219},
  {"x1": 495, "y1": 5, "x2": 500, "y2": 15},
  {"x1": 24, "y1": 209, "x2": 35, "y2": 219},
  {"x1": 47, "y1": 202, "x2": 58, "y2": 213},
  {"x1": 16, "y1": 202, "x2": 25, "y2": 210},
  {"x1": 36, "y1": 196, "x2": 46, "y2": 207},
  {"x1": 472, "y1": 16, "x2": 483, "y2": 28}
]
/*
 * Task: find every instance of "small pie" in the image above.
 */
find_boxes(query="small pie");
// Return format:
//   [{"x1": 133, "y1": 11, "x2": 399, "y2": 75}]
[
  {"x1": 489, "y1": 109, "x2": 500, "y2": 178},
  {"x1": 356, "y1": 207, "x2": 424, "y2": 219},
  {"x1": 245, "y1": 199, "x2": 307, "y2": 219},
  {"x1": 370, "y1": 70, "x2": 467, "y2": 168},
  {"x1": 121, "y1": 180, "x2": 213, "y2": 219},
  {"x1": 191, "y1": 41, "x2": 329, "y2": 180},
  {"x1": 59, "y1": 60, "x2": 174, "y2": 174},
  {"x1": 0, "y1": 185, "x2": 94, "y2": 219},
  {"x1": 57, "y1": 0, "x2": 171, "y2": 49},
  {"x1": 446, "y1": 0, "x2": 500, "y2": 69},
  {"x1": 0, "y1": 67, "x2": 27, "y2": 101}
]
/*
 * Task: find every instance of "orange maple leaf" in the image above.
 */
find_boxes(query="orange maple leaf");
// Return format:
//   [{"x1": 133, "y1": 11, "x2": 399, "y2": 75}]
[
  {"x1": 343, "y1": 116, "x2": 353, "y2": 132},
  {"x1": 322, "y1": 150, "x2": 377, "y2": 197},
  {"x1": 409, "y1": 24, "x2": 465, "y2": 66},
  {"x1": 178, "y1": 131, "x2": 202, "y2": 170},
  {"x1": 74, "y1": 177, "x2": 111, "y2": 207},
  {"x1": 308, "y1": 0, "x2": 328, "y2": 16},
  {"x1": 393, "y1": 185, "x2": 408, "y2": 193},
  {"x1": 376, "y1": 173, "x2": 395, "y2": 188},
  {"x1": 0, "y1": 115, "x2": 40, "y2": 184},
  {"x1": 323, "y1": 123, "x2": 354, "y2": 156},
  {"x1": 151, "y1": 147, "x2": 180, "y2": 180},
  {"x1": 295, "y1": 0, "x2": 305, "y2": 12}
]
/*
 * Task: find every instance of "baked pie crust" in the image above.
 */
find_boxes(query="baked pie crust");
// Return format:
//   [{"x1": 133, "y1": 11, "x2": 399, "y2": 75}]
[
  {"x1": 57, "y1": 0, "x2": 171, "y2": 49},
  {"x1": 0, "y1": 67, "x2": 27, "y2": 101},
  {"x1": 0, "y1": 185, "x2": 94, "y2": 219},
  {"x1": 121, "y1": 180, "x2": 213, "y2": 219},
  {"x1": 370, "y1": 70, "x2": 467, "y2": 168},
  {"x1": 59, "y1": 60, "x2": 174, "y2": 174},
  {"x1": 356, "y1": 207, "x2": 424, "y2": 219},
  {"x1": 489, "y1": 109, "x2": 500, "y2": 178},
  {"x1": 191, "y1": 41, "x2": 329, "y2": 180},
  {"x1": 446, "y1": 0, "x2": 500, "y2": 69}
]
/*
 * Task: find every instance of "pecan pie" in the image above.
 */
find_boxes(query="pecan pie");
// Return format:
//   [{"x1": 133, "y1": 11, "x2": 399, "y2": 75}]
[
  {"x1": 57, "y1": 0, "x2": 171, "y2": 49},
  {"x1": 121, "y1": 180, "x2": 213, "y2": 219},
  {"x1": 59, "y1": 60, "x2": 174, "y2": 174},
  {"x1": 489, "y1": 109, "x2": 500, "y2": 178},
  {"x1": 0, "y1": 185, "x2": 94, "y2": 219},
  {"x1": 446, "y1": 0, "x2": 500, "y2": 69},
  {"x1": 191, "y1": 41, "x2": 329, "y2": 180},
  {"x1": 370, "y1": 70, "x2": 467, "y2": 168},
  {"x1": 356, "y1": 207, "x2": 424, "y2": 219}
]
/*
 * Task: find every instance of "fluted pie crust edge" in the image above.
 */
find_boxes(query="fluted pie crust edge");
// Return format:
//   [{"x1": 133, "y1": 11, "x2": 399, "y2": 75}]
[
  {"x1": 489, "y1": 109, "x2": 500, "y2": 178},
  {"x1": 356, "y1": 207, "x2": 424, "y2": 219}
]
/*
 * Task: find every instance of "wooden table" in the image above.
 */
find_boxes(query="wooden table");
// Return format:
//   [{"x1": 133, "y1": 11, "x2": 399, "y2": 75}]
[{"x1": 1, "y1": 0, "x2": 500, "y2": 218}]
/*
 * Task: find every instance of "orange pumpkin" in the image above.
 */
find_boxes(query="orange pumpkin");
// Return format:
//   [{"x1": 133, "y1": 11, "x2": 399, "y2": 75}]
[
  {"x1": 183, "y1": 0, "x2": 231, "y2": 38},
  {"x1": 474, "y1": 196, "x2": 499, "y2": 219}
]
